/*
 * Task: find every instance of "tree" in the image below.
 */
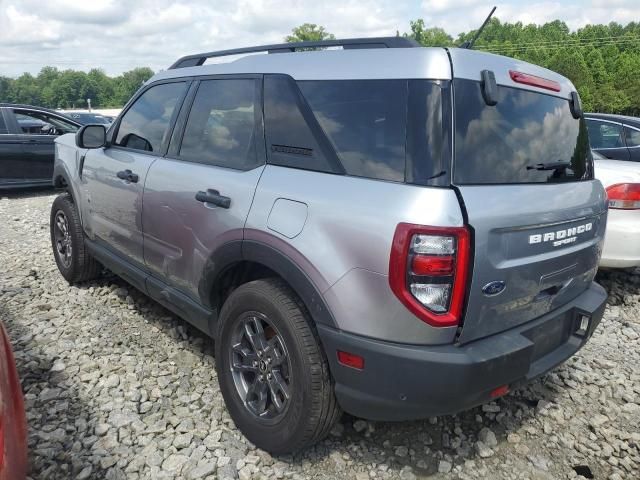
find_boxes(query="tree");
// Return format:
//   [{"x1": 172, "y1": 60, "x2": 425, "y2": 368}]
[
  {"x1": 406, "y1": 20, "x2": 453, "y2": 46},
  {"x1": 285, "y1": 23, "x2": 335, "y2": 43}
]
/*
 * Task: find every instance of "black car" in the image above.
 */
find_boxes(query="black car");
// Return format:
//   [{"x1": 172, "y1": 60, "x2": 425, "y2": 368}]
[
  {"x1": 585, "y1": 113, "x2": 640, "y2": 162},
  {"x1": 0, "y1": 104, "x2": 81, "y2": 189}
]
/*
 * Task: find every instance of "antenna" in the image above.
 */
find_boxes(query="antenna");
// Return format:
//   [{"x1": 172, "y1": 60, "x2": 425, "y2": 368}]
[{"x1": 460, "y1": 6, "x2": 496, "y2": 49}]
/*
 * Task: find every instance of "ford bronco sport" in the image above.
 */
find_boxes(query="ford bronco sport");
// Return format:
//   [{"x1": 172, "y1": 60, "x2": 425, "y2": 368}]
[{"x1": 50, "y1": 37, "x2": 608, "y2": 453}]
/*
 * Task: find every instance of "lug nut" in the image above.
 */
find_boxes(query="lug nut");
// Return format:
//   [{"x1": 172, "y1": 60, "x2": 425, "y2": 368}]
[{"x1": 267, "y1": 373, "x2": 272, "y2": 380}]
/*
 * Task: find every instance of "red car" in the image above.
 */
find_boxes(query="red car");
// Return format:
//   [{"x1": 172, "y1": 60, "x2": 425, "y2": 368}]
[{"x1": 0, "y1": 321, "x2": 27, "y2": 480}]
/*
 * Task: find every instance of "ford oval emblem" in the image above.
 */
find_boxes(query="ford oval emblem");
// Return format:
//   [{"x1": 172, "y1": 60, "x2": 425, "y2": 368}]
[{"x1": 482, "y1": 281, "x2": 506, "y2": 297}]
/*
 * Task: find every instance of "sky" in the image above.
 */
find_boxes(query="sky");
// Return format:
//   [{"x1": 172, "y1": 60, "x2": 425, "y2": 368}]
[{"x1": 0, "y1": 0, "x2": 637, "y2": 77}]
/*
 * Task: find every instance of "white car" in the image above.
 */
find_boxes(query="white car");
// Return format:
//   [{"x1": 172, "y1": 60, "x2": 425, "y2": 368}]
[{"x1": 594, "y1": 152, "x2": 640, "y2": 268}]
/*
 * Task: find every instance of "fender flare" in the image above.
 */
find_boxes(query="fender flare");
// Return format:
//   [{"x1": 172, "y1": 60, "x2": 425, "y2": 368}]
[{"x1": 198, "y1": 240, "x2": 337, "y2": 328}]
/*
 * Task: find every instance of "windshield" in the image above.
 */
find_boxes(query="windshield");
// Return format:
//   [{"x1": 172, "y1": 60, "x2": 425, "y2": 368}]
[{"x1": 453, "y1": 79, "x2": 591, "y2": 185}]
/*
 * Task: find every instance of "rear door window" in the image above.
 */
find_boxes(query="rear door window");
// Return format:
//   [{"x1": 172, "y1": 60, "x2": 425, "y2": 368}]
[
  {"x1": 587, "y1": 119, "x2": 624, "y2": 149},
  {"x1": 624, "y1": 126, "x2": 640, "y2": 148},
  {"x1": 179, "y1": 79, "x2": 261, "y2": 170},
  {"x1": 115, "y1": 82, "x2": 187, "y2": 153},
  {"x1": 454, "y1": 79, "x2": 590, "y2": 184}
]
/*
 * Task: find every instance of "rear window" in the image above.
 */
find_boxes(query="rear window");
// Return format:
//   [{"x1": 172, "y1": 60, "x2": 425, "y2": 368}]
[{"x1": 454, "y1": 79, "x2": 591, "y2": 185}]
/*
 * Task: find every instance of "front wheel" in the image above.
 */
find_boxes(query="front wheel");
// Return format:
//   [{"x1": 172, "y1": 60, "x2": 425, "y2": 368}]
[
  {"x1": 215, "y1": 279, "x2": 341, "y2": 454},
  {"x1": 50, "y1": 193, "x2": 101, "y2": 283}
]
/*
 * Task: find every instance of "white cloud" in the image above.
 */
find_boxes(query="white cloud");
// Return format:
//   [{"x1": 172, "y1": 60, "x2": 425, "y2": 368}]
[{"x1": 0, "y1": 0, "x2": 635, "y2": 78}]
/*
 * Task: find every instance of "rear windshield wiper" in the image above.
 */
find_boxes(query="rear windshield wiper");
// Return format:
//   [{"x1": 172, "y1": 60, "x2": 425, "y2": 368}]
[{"x1": 526, "y1": 161, "x2": 570, "y2": 171}]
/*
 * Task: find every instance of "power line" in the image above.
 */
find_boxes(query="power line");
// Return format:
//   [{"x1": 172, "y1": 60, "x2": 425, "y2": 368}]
[{"x1": 478, "y1": 37, "x2": 640, "y2": 54}]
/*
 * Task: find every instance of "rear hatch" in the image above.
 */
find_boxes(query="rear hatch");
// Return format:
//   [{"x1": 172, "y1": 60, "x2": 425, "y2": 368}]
[{"x1": 448, "y1": 49, "x2": 607, "y2": 344}]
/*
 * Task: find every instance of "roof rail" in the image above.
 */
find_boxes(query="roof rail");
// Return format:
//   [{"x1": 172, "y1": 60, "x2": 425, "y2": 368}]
[{"x1": 168, "y1": 36, "x2": 420, "y2": 69}]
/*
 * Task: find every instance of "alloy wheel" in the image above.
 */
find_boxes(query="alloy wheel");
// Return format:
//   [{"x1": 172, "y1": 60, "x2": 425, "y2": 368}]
[
  {"x1": 53, "y1": 210, "x2": 72, "y2": 268},
  {"x1": 229, "y1": 312, "x2": 292, "y2": 422}
]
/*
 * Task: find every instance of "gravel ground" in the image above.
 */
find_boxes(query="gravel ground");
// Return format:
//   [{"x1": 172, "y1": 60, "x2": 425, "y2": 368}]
[{"x1": 1, "y1": 190, "x2": 639, "y2": 480}]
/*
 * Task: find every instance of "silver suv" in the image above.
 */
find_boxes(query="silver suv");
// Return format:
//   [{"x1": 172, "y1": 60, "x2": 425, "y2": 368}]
[{"x1": 50, "y1": 37, "x2": 608, "y2": 453}]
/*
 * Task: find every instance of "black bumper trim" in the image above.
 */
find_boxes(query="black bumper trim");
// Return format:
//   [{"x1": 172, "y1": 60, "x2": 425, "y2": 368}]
[{"x1": 318, "y1": 282, "x2": 607, "y2": 421}]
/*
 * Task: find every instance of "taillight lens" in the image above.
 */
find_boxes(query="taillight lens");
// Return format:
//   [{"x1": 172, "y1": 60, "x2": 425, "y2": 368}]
[
  {"x1": 606, "y1": 183, "x2": 640, "y2": 209},
  {"x1": 389, "y1": 223, "x2": 471, "y2": 327}
]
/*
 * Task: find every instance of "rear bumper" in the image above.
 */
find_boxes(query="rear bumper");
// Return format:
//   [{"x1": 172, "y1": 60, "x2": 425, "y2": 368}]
[
  {"x1": 600, "y1": 209, "x2": 640, "y2": 268},
  {"x1": 318, "y1": 282, "x2": 607, "y2": 421}
]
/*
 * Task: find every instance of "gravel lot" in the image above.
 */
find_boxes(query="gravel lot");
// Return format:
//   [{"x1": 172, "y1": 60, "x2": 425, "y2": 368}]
[{"x1": 1, "y1": 190, "x2": 639, "y2": 480}]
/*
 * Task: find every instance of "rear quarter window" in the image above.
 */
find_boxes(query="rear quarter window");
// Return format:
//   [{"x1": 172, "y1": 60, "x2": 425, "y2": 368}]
[
  {"x1": 454, "y1": 79, "x2": 591, "y2": 185},
  {"x1": 263, "y1": 76, "x2": 447, "y2": 184},
  {"x1": 298, "y1": 80, "x2": 407, "y2": 182}
]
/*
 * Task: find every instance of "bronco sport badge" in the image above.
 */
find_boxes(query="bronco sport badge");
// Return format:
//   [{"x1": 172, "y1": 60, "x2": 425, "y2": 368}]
[{"x1": 528, "y1": 222, "x2": 593, "y2": 248}]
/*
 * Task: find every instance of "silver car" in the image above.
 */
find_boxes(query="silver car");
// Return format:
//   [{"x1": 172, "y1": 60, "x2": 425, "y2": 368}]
[{"x1": 50, "y1": 37, "x2": 608, "y2": 453}]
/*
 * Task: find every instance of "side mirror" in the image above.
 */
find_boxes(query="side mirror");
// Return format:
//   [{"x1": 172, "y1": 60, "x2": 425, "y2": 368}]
[{"x1": 76, "y1": 124, "x2": 106, "y2": 149}]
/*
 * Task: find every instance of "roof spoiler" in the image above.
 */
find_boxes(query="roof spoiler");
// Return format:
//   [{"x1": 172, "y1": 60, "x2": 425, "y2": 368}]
[{"x1": 168, "y1": 37, "x2": 420, "y2": 69}]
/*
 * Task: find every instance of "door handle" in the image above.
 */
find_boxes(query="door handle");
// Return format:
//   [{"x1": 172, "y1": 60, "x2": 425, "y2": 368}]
[
  {"x1": 195, "y1": 190, "x2": 231, "y2": 209},
  {"x1": 116, "y1": 169, "x2": 139, "y2": 183}
]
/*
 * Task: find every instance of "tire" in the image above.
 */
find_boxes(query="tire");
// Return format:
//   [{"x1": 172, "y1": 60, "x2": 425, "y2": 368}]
[
  {"x1": 50, "y1": 193, "x2": 101, "y2": 283},
  {"x1": 215, "y1": 278, "x2": 341, "y2": 454}
]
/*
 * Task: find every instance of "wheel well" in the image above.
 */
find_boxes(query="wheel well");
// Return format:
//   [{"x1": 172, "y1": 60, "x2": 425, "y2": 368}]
[
  {"x1": 213, "y1": 261, "x2": 280, "y2": 309},
  {"x1": 53, "y1": 175, "x2": 68, "y2": 189}
]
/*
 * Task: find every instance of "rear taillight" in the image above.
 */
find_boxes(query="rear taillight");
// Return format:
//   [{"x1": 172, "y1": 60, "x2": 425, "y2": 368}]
[
  {"x1": 509, "y1": 70, "x2": 561, "y2": 92},
  {"x1": 606, "y1": 183, "x2": 640, "y2": 210},
  {"x1": 389, "y1": 223, "x2": 471, "y2": 327}
]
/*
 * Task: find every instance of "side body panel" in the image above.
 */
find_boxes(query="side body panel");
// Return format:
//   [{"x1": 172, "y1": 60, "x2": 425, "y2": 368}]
[
  {"x1": 142, "y1": 159, "x2": 265, "y2": 301},
  {"x1": 246, "y1": 165, "x2": 464, "y2": 345},
  {"x1": 18, "y1": 134, "x2": 56, "y2": 181},
  {"x1": 80, "y1": 147, "x2": 157, "y2": 266}
]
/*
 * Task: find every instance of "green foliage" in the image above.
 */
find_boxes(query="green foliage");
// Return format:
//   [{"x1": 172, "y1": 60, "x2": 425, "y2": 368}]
[
  {"x1": 285, "y1": 23, "x2": 335, "y2": 43},
  {"x1": 1, "y1": 67, "x2": 154, "y2": 109},
  {"x1": 406, "y1": 18, "x2": 640, "y2": 115},
  {"x1": 405, "y1": 20, "x2": 453, "y2": 47}
]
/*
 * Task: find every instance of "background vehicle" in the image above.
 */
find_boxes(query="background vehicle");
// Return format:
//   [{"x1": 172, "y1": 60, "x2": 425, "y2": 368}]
[
  {"x1": 62, "y1": 111, "x2": 112, "y2": 126},
  {"x1": 51, "y1": 37, "x2": 607, "y2": 453},
  {"x1": 586, "y1": 113, "x2": 640, "y2": 162},
  {"x1": 0, "y1": 321, "x2": 28, "y2": 480},
  {"x1": 0, "y1": 104, "x2": 80, "y2": 189},
  {"x1": 593, "y1": 150, "x2": 640, "y2": 268}
]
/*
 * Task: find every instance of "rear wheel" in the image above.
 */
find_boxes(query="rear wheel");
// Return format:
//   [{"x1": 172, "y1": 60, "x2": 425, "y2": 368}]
[
  {"x1": 216, "y1": 278, "x2": 341, "y2": 454},
  {"x1": 50, "y1": 193, "x2": 101, "y2": 283}
]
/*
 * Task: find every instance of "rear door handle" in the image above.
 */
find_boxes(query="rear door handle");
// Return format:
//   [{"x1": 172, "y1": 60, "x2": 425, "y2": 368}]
[
  {"x1": 116, "y1": 169, "x2": 139, "y2": 183},
  {"x1": 195, "y1": 189, "x2": 231, "y2": 209}
]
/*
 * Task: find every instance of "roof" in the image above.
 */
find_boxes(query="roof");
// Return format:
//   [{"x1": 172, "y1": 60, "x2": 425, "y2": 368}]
[
  {"x1": 153, "y1": 47, "x2": 453, "y2": 82},
  {"x1": 585, "y1": 112, "x2": 640, "y2": 127},
  {"x1": 149, "y1": 39, "x2": 576, "y2": 99}
]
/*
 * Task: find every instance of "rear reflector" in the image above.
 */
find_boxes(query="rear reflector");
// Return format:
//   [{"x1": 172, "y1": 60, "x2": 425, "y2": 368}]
[
  {"x1": 411, "y1": 255, "x2": 454, "y2": 276},
  {"x1": 606, "y1": 183, "x2": 640, "y2": 209},
  {"x1": 490, "y1": 385, "x2": 510, "y2": 399},
  {"x1": 509, "y1": 70, "x2": 561, "y2": 92},
  {"x1": 337, "y1": 350, "x2": 364, "y2": 370}
]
